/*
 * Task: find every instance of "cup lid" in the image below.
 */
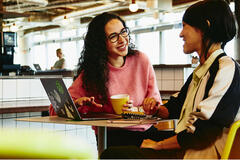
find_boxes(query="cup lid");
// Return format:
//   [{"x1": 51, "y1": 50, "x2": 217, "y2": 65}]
[{"x1": 110, "y1": 94, "x2": 129, "y2": 99}]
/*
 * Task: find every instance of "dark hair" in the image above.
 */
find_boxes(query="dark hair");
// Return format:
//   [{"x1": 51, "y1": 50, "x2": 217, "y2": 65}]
[
  {"x1": 183, "y1": 0, "x2": 236, "y2": 58},
  {"x1": 75, "y1": 12, "x2": 136, "y2": 104}
]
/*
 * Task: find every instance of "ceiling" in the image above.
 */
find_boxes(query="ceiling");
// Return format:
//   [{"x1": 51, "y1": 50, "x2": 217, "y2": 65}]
[{"x1": 0, "y1": 0, "x2": 200, "y2": 34}]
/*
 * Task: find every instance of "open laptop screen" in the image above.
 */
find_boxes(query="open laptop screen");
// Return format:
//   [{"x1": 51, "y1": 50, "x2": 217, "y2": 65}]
[
  {"x1": 33, "y1": 64, "x2": 42, "y2": 71},
  {"x1": 41, "y1": 78, "x2": 121, "y2": 121},
  {"x1": 40, "y1": 78, "x2": 81, "y2": 120}
]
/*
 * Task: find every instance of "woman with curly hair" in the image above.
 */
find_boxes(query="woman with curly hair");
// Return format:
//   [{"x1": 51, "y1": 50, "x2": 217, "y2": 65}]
[{"x1": 49, "y1": 12, "x2": 163, "y2": 147}]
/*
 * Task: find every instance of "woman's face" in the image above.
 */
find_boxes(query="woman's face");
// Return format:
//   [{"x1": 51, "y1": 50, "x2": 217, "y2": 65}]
[
  {"x1": 179, "y1": 22, "x2": 203, "y2": 55},
  {"x1": 105, "y1": 19, "x2": 129, "y2": 59}
]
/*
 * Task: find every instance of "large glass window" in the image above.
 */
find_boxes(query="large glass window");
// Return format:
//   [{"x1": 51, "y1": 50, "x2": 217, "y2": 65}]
[
  {"x1": 33, "y1": 44, "x2": 47, "y2": 69},
  {"x1": 224, "y1": 39, "x2": 234, "y2": 58},
  {"x1": 62, "y1": 29, "x2": 77, "y2": 38},
  {"x1": 33, "y1": 33, "x2": 45, "y2": 42},
  {"x1": 47, "y1": 31, "x2": 60, "y2": 40},
  {"x1": 161, "y1": 28, "x2": 190, "y2": 64},
  {"x1": 31, "y1": 12, "x2": 235, "y2": 68},
  {"x1": 78, "y1": 27, "x2": 87, "y2": 37},
  {"x1": 32, "y1": 34, "x2": 47, "y2": 69},
  {"x1": 137, "y1": 31, "x2": 160, "y2": 64},
  {"x1": 162, "y1": 12, "x2": 183, "y2": 23},
  {"x1": 47, "y1": 43, "x2": 60, "y2": 69},
  {"x1": 126, "y1": 20, "x2": 135, "y2": 28},
  {"x1": 62, "y1": 41, "x2": 77, "y2": 70},
  {"x1": 76, "y1": 40, "x2": 84, "y2": 60},
  {"x1": 137, "y1": 16, "x2": 159, "y2": 26}
]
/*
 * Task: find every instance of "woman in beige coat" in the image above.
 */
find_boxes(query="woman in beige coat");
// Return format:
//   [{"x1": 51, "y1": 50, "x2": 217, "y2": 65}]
[{"x1": 101, "y1": 0, "x2": 240, "y2": 159}]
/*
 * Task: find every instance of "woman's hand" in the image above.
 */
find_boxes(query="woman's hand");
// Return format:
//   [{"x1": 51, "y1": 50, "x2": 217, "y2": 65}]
[
  {"x1": 140, "y1": 139, "x2": 162, "y2": 150},
  {"x1": 142, "y1": 97, "x2": 159, "y2": 115},
  {"x1": 74, "y1": 97, "x2": 102, "y2": 114},
  {"x1": 74, "y1": 97, "x2": 103, "y2": 108}
]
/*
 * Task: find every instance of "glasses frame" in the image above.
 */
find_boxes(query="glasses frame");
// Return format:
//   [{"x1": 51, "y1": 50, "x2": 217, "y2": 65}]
[{"x1": 107, "y1": 27, "x2": 130, "y2": 43}]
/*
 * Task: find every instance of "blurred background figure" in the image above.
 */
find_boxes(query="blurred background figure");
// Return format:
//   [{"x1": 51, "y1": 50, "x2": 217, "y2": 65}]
[{"x1": 51, "y1": 48, "x2": 65, "y2": 70}]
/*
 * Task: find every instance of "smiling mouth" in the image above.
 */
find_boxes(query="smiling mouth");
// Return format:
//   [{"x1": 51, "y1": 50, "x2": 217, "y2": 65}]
[{"x1": 117, "y1": 44, "x2": 127, "y2": 50}]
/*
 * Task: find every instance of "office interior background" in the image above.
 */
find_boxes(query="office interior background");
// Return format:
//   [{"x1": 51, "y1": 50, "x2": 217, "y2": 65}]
[
  {"x1": 10, "y1": 1, "x2": 235, "y2": 71},
  {"x1": 0, "y1": 0, "x2": 239, "y2": 158}
]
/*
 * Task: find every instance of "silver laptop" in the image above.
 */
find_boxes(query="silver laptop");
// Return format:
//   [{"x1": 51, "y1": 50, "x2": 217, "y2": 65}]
[
  {"x1": 40, "y1": 78, "x2": 121, "y2": 120},
  {"x1": 33, "y1": 64, "x2": 42, "y2": 71}
]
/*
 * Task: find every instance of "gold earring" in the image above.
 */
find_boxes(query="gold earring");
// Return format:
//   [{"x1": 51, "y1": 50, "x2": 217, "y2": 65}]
[{"x1": 206, "y1": 20, "x2": 210, "y2": 28}]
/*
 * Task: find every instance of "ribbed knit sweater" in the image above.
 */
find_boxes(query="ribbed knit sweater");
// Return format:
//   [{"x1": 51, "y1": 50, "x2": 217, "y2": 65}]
[{"x1": 50, "y1": 51, "x2": 161, "y2": 131}]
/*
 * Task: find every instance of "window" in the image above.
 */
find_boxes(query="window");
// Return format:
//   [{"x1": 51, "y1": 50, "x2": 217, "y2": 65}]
[
  {"x1": 33, "y1": 44, "x2": 47, "y2": 69},
  {"x1": 47, "y1": 31, "x2": 60, "y2": 40},
  {"x1": 33, "y1": 34, "x2": 45, "y2": 42},
  {"x1": 137, "y1": 16, "x2": 159, "y2": 26},
  {"x1": 78, "y1": 28, "x2": 87, "y2": 37},
  {"x1": 76, "y1": 40, "x2": 84, "y2": 61},
  {"x1": 161, "y1": 28, "x2": 190, "y2": 64},
  {"x1": 47, "y1": 43, "x2": 60, "y2": 69},
  {"x1": 126, "y1": 20, "x2": 136, "y2": 28},
  {"x1": 30, "y1": 11, "x2": 235, "y2": 68},
  {"x1": 224, "y1": 38, "x2": 234, "y2": 58},
  {"x1": 137, "y1": 31, "x2": 160, "y2": 64},
  {"x1": 62, "y1": 29, "x2": 77, "y2": 38},
  {"x1": 162, "y1": 12, "x2": 183, "y2": 23},
  {"x1": 62, "y1": 41, "x2": 77, "y2": 70}
]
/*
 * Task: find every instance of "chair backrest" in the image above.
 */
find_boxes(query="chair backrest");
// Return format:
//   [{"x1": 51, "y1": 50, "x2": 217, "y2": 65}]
[
  {"x1": 0, "y1": 128, "x2": 96, "y2": 159},
  {"x1": 221, "y1": 120, "x2": 240, "y2": 159}
]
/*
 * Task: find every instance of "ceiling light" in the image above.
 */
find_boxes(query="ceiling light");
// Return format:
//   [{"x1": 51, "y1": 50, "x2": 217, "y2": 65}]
[
  {"x1": 129, "y1": 0, "x2": 138, "y2": 12},
  {"x1": 10, "y1": 23, "x2": 18, "y2": 32},
  {"x1": 61, "y1": 15, "x2": 69, "y2": 25}
]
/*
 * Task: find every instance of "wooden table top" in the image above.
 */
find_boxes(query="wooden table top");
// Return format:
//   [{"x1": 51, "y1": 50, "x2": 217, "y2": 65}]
[{"x1": 16, "y1": 116, "x2": 160, "y2": 128}]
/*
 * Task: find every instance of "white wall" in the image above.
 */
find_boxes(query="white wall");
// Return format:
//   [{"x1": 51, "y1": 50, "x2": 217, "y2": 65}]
[{"x1": 0, "y1": 77, "x2": 73, "y2": 101}]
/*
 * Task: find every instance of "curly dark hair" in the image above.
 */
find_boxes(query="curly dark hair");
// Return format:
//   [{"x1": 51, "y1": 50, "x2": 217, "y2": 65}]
[{"x1": 75, "y1": 12, "x2": 136, "y2": 104}]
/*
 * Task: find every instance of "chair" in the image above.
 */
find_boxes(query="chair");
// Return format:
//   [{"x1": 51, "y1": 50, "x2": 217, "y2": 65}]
[
  {"x1": 154, "y1": 100, "x2": 178, "y2": 131},
  {"x1": 154, "y1": 119, "x2": 178, "y2": 131},
  {"x1": 0, "y1": 128, "x2": 97, "y2": 159},
  {"x1": 221, "y1": 120, "x2": 240, "y2": 159}
]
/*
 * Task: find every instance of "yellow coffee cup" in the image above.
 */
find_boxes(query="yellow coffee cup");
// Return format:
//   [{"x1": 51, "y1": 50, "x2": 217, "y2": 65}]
[{"x1": 110, "y1": 94, "x2": 129, "y2": 115}]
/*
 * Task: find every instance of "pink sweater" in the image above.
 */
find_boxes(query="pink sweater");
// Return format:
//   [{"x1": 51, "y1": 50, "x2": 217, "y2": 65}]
[{"x1": 50, "y1": 52, "x2": 162, "y2": 131}]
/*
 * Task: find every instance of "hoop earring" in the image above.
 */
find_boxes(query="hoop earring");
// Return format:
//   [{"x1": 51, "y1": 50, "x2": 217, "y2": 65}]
[{"x1": 206, "y1": 19, "x2": 211, "y2": 28}]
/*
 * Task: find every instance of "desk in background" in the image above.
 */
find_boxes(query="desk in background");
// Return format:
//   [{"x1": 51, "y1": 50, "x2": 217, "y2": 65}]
[
  {"x1": 35, "y1": 69, "x2": 74, "y2": 77},
  {"x1": 0, "y1": 99, "x2": 50, "y2": 114}
]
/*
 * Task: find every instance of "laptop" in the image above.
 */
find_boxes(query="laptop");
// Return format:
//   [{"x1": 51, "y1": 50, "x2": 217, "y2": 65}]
[
  {"x1": 33, "y1": 64, "x2": 42, "y2": 71},
  {"x1": 40, "y1": 78, "x2": 121, "y2": 121}
]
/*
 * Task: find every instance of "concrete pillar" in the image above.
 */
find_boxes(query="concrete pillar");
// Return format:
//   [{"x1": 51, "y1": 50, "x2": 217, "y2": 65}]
[
  {"x1": 234, "y1": 0, "x2": 240, "y2": 62},
  {"x1": 0, "y1": 1, "x2": 3, "y2": 54},
  {"x1": 0, "y1": 0, "x2": 3, "y2": 30},
  {"x1": 234, "y1": 38, "x2": 240, "y2": 61}
]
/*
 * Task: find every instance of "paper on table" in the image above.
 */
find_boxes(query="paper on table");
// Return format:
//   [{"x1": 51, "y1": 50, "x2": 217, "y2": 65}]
[{"x1": 107, "y1": 119, "x2": 158, "y2": 124}]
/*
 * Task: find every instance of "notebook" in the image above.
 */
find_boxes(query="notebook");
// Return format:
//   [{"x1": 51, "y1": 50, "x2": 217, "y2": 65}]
[
  {"x1": 40, "y1": 78, "x2": 121, "y2": 121},
  {"x1": 33, "y1": 64, "x2": 42, "y2": 71}
]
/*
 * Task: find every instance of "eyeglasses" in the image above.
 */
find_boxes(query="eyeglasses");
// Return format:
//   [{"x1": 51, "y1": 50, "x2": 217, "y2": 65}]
[{"x1": 107, "y1": 27, "x2": 130, "y2": 43}]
